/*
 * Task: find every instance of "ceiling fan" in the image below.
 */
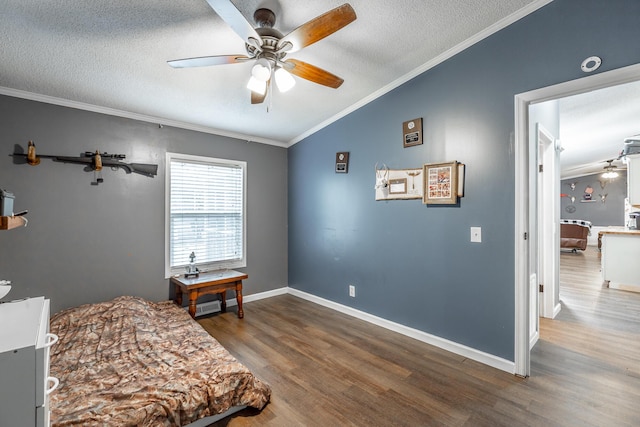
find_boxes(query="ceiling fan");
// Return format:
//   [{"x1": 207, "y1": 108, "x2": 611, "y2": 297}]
[
  {"x1": 601, "y1": 159, "x2": 619, "y2": 179},
  {"x1": 168, "y1": 0, "x2": 357, "y2": 104}
]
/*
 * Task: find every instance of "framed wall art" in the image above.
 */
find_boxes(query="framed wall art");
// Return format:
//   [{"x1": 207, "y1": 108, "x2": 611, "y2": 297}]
[
  {"x1": 375, "y1": 167, "x2": 423, "y2": 201},
  {"x1": 402, "y1": 118, "x2": 423, "y2": 148},
  {"x1": 423, "y1": 161, "x2": 459, "y2": 205},
  {"x1": 335, "y1": 152, "x2": 349, "y2": 173}
]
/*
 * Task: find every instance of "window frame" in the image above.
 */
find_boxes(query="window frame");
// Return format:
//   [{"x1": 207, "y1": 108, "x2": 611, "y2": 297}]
[{"x1": 165, "y1": 152, "x2": 247, "y2": 278}]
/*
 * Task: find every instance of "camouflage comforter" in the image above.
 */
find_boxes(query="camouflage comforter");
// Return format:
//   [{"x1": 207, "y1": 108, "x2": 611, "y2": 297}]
[{"x1": 49, "y1": 296, "x2": 270, "y2": 426}]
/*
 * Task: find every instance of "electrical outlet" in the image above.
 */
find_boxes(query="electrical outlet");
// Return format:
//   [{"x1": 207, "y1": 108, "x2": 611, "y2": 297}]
[{"x1": 349, "y1": 285, "x2": 356, "y2": 297}]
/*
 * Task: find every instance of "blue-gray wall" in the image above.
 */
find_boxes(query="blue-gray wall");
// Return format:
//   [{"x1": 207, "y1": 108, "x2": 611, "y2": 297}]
[
  {"x1": 561, "y1": 172, "x2": 627, "y2": 226},
  {"x1": 0, "y1": 96, "x2": 288, "y2": 314},
  {"x1": 288, "y1": 0, "x2": 640, "y2": 361}
]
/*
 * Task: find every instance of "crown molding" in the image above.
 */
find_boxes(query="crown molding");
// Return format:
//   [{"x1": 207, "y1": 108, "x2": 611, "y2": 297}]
[{"x1": 0, "y1": 86, "x2": 288, "y2": 148}]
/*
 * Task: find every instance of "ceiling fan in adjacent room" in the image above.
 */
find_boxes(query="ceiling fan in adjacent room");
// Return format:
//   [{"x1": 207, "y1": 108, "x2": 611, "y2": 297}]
[
  {"x1": 601, "y1": 159, "x2": 619, "y2": 179},
  {"x1": 168, "y1": 0, "x2": 357, "y2": 104}
]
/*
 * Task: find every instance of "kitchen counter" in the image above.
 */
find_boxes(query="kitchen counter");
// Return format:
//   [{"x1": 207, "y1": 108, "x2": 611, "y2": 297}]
[
  {"x1": 597, "y1": 227, "x2": 640, "y2": 249},
  {"x1": 598, "y1": 227, "x2": 640, "y2": 236},
  {"x1": 600, "y1": 229, "x2": 640, "y2": 292}
]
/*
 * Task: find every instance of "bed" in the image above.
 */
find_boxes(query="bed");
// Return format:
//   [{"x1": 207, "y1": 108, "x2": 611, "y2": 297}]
[{"x1": 48, "y1": 296, "x2": 271, "y2": 426}]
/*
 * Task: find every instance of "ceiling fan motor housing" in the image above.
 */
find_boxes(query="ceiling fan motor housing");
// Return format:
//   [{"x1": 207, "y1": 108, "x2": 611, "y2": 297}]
[{"x1": 246, "y1": 9, "x2": 286, "y2": 67}]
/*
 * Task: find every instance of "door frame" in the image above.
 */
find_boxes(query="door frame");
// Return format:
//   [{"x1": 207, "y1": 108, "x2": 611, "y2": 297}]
[
  {"x1": 537, "y1": 123, "x2": 561, "y2": 320},
  {"x1": 514, "y1": 63, "x2": 640, "y2": 377}
]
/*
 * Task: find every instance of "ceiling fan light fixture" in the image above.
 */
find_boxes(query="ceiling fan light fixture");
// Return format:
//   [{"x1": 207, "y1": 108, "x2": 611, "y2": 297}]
[
  {"x1": 251, "y1": 58, "x2": 272, "y2": 82},
  {"x1": 275, "y1": 67, "x2": 295, "y2": 93},
  {"x1": 602, "y1": 160, "x2": 619, "y2": 179},
  {"x1": 247, "y1": 75, "x2": 267, "y2": 95}
]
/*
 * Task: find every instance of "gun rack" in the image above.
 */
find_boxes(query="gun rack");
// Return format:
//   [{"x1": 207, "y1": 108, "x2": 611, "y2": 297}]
[
  {"x1": 11, "y1": 142, "x2": 158, "y2": 185},
  {"x1": 0, "y1": 215, "x2": 26, "y2": 230}
]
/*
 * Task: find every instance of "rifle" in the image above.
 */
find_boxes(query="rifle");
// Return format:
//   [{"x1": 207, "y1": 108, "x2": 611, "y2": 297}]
[{"x1": 13, "y1": 144, "x2": 158, "y2": 178}]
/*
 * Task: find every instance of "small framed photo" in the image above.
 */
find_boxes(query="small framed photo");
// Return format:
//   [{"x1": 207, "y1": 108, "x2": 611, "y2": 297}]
[
  {"x1": 423, "y1": 161, "x2": 459, "y2": 205},
  {"x1": 389, "y1": 178, "x2": 408, "y2": 195},
  {"x1": 335, "y1": 152, "x2": 349, "y2": 173},
  {"x1": 403, "y1": 118, "x2": 423, "y2": 148}
]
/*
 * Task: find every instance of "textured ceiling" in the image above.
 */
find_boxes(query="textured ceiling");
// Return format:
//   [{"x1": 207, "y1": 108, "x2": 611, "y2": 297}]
[
  {"x1": 1, "y1": 0, "x2": 546, "y2": 146},
  {"x1": 559, "y1": 80, "x2": 640, "y2": 179}
]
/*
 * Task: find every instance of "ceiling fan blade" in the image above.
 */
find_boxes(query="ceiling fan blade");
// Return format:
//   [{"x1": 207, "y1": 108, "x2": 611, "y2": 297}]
[
  {"x1": 251, "y1": 90, "x2": 266, "y2": 104},
  {"x1": 283, "y1": 59, "x2": 344, "y2": 89},
  {"x1": 277, "y1": 4, "x2": 356, "y2": 53},
  {"x1": 251, "y1": 79, "x2": 270, "y2": 104},
  {"x1": 167, "y1": 55, "x2": 250, "y2": 68},
  {"x1": 205, "y1": 0, "x2": 262, "y2": 47}
]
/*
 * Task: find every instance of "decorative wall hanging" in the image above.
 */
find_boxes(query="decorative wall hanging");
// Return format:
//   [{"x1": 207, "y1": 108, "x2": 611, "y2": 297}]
[
  {"x1": 335, "y1": 152, "x2": 349, "y2": 173},
  {"x1": 402, "y1": 118, "x2": 423, "y2": 148},
  {"x1": 374, "y1": 165, "x2": 423, "y2": 201},
  {"x1": 12, "y1": 141, "x2": 158, "y2": 185},
  {"x1": 423, "y1": 161, "x2": 459, "y2": 205},
  {"x1": 580, "y1": 185, "x2": 596, "y2": 202}
]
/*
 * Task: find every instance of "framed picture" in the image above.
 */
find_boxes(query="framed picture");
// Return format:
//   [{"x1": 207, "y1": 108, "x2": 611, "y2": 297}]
[
  {"x1": 389, "y1": 178, "x2": 407, "y2": 195},
  {"x1": 335, "y1": 152, "x2": 349, "y2": 173},
  {"x1": 403, "y1": 118, "x2": 423, "y2": 148},
  {"x1": 423, "y1": 161, "x2": 459, "y2": 205},
  {"x1": 375, "y1": 168, "x2": 423, "y2": 201}
]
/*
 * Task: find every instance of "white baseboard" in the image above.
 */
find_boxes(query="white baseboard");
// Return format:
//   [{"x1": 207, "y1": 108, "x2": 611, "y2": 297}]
[
  {"x1": 224, "y1": 287, "x2": 288, "y2": 307},
  {"x1": 553, "y1": 302, "x2": 562, "y2": 318},
  {"x1": 286, "y1": 288, "x2": 515, "y2": 374},
  {"x1": 223, "y1": 286, "x2": 515, "y2": 373},
  {"x1": 529, "y1": 330, "x2": 539, "y2": 350}
]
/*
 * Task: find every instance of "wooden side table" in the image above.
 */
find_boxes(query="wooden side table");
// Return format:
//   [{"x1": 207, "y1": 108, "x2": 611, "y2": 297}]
[{"x1": 171, "y1": 270, "x2": 247, "y2": 319}]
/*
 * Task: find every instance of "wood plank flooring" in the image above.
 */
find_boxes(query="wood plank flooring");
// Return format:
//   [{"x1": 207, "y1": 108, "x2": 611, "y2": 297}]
[{"x1": 198, "y1": 246, "x2": 640, "y2": 426}]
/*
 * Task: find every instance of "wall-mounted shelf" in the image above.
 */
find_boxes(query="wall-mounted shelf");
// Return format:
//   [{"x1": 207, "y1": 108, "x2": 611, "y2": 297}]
[{"x1": 0, "y1": 216, "x2": 26, "y2": 230}]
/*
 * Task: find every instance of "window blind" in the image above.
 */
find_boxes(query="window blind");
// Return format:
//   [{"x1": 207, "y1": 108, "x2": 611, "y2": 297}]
[{"x1": 169, "y1": 157, "x2": 244, "y2": 271}]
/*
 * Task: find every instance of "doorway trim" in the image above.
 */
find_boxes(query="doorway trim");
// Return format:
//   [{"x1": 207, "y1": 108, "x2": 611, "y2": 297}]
[
  {"x1": 514, "y1": 62, "x2": 640, "y2": 377},
  {"x1": 537, "y1": 123, "x2": 561, "y2": 320}
]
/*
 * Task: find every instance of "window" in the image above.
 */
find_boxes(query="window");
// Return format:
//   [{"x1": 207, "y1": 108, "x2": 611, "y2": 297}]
[{"x1": 165, "y1": 153, "x2": 246, "y2": 277}]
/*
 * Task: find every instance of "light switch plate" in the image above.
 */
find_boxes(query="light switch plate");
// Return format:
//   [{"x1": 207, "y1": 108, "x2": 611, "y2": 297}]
[{"x1": 470, "y1": 227, "x2": 482, "y2": 243}]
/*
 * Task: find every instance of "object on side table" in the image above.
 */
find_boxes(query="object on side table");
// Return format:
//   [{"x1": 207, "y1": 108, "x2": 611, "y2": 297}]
[{"x1": 184, "y1": 251, "x2": 200, "y2": 278}]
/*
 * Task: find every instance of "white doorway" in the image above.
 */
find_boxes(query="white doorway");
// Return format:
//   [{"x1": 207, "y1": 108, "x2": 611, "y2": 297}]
[{"x1": 514, "y1": 63, "x2": 640, "y2": 377}]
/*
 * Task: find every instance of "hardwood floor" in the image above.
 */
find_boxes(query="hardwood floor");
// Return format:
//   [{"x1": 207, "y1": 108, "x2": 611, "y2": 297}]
[{"x1": 198, "y1": 247, "x2": 640, "y2": 426}]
